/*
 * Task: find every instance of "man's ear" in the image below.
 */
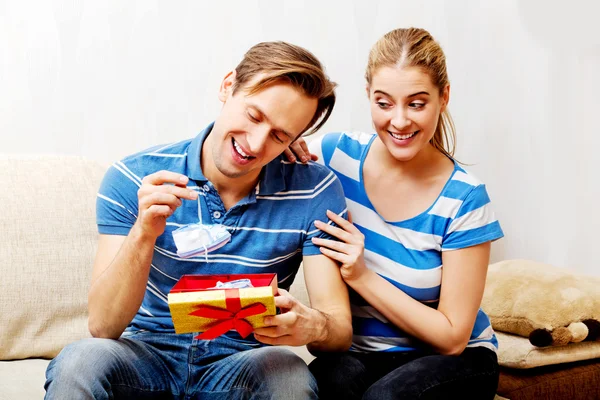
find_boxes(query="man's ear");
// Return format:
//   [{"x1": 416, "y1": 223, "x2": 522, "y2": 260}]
[
  {"x1": 218, "y1": 70, "x2": 237, "y2": 102},
  {"x1": 440, "y1": 84, "x2": 450, "y2": 112}
]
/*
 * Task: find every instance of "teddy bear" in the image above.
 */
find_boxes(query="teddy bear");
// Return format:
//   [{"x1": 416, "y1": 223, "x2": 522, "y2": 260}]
[{"x1": 481, "y1": 259, "x2": 600, "y2": 347}]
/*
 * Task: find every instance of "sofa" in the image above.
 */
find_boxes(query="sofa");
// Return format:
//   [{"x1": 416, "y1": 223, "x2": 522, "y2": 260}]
[{"x1": 3, "y1": 155, "x2": 596, "y2": 400}]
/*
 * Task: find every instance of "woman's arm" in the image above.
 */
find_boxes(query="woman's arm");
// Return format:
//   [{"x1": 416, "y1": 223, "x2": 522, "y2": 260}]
[
  {"x1": 348, "y1": 242, "x2": 490, "y2": 355},
  {"x1": 313, "y1": 211, "x2": 491, "y2": 355}
]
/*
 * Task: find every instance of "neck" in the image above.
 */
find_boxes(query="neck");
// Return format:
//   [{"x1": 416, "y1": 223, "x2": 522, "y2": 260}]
[
  {"x1": 201, "y1": 134, "x2": 260, "y2": 202},
  {"x1": 370, "y1": 138, "x2": 446, "y2": 179}
]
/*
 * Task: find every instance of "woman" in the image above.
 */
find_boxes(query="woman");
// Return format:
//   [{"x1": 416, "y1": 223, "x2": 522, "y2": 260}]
[{"x1": 289, "y1": 28, "x2": 503, "y2": 399}]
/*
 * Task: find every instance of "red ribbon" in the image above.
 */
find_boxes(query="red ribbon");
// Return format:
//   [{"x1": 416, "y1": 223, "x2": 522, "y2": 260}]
[{"x1": 188, "y1": 288, "x2": 267, "y2": 340}]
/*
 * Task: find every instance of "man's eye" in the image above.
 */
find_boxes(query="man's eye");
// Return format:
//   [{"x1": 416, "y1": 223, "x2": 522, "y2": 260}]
[{"x1": 272, "y1": 132, "x2": 286, "y2": 144}]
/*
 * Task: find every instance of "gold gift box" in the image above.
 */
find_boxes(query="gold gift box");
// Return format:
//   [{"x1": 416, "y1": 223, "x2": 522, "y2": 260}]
[{"x1": 168, "y1": 273, "x2": 278, "y2": 336}]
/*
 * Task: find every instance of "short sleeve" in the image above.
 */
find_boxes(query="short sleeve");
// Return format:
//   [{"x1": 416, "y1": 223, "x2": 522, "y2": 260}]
[
  {"x1": 302, "y1": 170, "x2": 348, "y2": 256},
  {"x1": 441, "y1": 184, "x2": 504, "y2": 250},
  {"x1": 96, "y1": 162, "x2": 141, "y2": 236},
  {"x1": 307, "y1": 132, "x2": 343, "y2": 168}
]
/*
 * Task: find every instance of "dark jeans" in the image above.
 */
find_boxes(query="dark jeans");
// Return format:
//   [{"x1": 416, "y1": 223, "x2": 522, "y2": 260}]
[{"x1": 309, "y1": 346, "x2": 499, "y2": 400}]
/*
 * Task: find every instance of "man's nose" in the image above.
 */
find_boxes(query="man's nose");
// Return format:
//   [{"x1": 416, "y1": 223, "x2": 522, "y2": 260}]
[{"x1": 246, "y1": 124, "x2": 271, "y2": 155}]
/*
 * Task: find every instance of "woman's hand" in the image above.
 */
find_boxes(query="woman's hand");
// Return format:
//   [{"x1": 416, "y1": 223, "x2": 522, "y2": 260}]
[
  {"x1": 283, "y1": 137, "x2": 319, "y2": 163},
  {"x1": 311, "y1": 210, "x2": 368, "y2": 283}
]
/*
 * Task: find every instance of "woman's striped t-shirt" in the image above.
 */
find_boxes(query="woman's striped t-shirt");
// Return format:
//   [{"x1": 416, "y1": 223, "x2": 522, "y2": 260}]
[{"x1": 310, "y1": 131, "x2": 504, "y2": 353}]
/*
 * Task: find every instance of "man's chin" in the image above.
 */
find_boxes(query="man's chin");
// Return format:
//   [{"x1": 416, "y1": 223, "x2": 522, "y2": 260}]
[{"x1": 217, "y1": 164, "x2": 254, "y2": 179}]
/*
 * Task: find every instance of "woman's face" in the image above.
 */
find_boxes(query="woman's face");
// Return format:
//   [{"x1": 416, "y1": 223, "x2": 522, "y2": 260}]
[{"x1": 368, "y1": 65, "x2": 449, "y2": 162}]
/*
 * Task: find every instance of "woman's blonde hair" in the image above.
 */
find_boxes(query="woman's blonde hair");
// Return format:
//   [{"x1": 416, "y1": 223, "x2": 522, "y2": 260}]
[{"x1": 366, "y1": 28, "x2": 456, "y2": 159}]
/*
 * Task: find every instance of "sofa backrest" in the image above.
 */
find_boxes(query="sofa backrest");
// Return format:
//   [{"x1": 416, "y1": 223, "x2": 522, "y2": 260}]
[{"x1": 0, "y1": 155, "x2": 107, "y2": 360}]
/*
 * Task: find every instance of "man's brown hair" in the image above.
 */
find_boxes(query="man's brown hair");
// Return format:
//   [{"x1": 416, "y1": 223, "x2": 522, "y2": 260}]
[{"x1": 233, "y1": 41, "x2": 336, "y2": 136}]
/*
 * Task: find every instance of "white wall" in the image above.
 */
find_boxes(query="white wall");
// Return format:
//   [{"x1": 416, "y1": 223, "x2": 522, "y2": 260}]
[{"x1": 1, "y1": 0, "x2": 599, "y2": 275}]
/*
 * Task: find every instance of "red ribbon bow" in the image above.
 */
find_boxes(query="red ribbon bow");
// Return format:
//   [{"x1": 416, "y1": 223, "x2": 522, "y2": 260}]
[{"x1": 188, "y1": 288, "x2": 267, "y2": 340}]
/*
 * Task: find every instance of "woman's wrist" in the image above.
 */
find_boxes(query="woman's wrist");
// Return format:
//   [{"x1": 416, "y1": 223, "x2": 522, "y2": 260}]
[{"x1": 344, "y1": 267, "x2": 374, "y2": 289}]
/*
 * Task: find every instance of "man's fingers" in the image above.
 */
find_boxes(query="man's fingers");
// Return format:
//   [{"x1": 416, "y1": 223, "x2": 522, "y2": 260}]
[
  {"x1": 146, "y1": 204, "x2": 173, "y2": 218},
  {"x1": 146, "y1": 184, "x2": 198, "y2": 201},
  {"x1": 256, "y1": 312, "x2": 297, "y2": 339},
  {"x1": 274, "y1": 293, "x2": 296, "y2": 310},
  {"x1": 142, "y1": 170, "x2": 189, "y2": 187},
  {"x1": 253, "y1": 333, "x2": 293, "y2": 346},
  {"x1": 140, "y1": 193, "x2": 182, "y2": 213}
]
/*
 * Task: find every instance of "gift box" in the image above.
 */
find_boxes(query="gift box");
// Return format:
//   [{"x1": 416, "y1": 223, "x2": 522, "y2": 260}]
[{"x1": 167, "y1": 273, "x2": 278, "y2": 340}]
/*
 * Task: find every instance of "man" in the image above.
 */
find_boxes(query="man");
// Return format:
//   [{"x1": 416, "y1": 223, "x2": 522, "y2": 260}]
[{"x1": 44, "y1": 41, "x2": 352, "y2": 399}]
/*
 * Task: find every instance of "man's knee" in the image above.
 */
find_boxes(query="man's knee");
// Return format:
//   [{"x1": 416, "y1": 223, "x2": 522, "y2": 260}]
[
  {"x1": 46, "y1": 338, "x2": 122, "y2": 383},
  {"x1": 249, "y1": 347, "x2": 317, "y2": 398}
]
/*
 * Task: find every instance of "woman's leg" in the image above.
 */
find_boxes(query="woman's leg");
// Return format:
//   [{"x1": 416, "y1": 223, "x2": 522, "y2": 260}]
[
  {"x1": 308, "y1": 351, "x2": 419, "y2": 400},
  {"x1": 363, "y1": 347, "x2": 499, "y2": 400}
]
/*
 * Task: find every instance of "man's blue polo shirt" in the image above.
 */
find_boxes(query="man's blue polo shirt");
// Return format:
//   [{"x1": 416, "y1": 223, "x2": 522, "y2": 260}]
[{"x1": 96, "y1": 123, "x2": 347, "y2": 333}]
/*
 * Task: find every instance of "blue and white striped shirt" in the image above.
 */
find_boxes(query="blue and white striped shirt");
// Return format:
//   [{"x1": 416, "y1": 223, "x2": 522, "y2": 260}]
[
  {"x1": 310, "y1": 131, "x2": 504, "y2": 353},
  {"x1": 97, "y1": 123, "x2": 347, "y2": 333}
]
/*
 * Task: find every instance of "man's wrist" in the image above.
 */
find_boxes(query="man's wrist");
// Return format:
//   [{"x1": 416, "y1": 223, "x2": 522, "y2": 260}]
[
  {"x1": 131, "y1": 221, "x2": 158, "y2": 244},
  {"x1": 311, "y1": 309, "x2": 330, "y2": 345}
]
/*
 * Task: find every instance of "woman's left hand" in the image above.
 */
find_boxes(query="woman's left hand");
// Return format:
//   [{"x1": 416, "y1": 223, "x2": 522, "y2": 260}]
[{"x1": 311, "y1": 210, "x2": 368, "y2": 283}]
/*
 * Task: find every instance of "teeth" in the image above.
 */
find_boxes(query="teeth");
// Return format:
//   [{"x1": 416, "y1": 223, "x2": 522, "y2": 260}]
[
  {"x1": 233, "y1": 140, "x2": 251, "y2": 158},
  {"x1": 389, "y1": 131, "x2": 418, "y2": 140}
]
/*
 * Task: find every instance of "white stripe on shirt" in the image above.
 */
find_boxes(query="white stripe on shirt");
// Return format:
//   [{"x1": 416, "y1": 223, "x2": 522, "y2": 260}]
[
  {"x1": 329, "y1": 148, "x2": 361, "y2": 182},
  {"x1": 447, "y1": 204, "x2": 496, "y2": 234},
  {"x1": 348, "y1": 199, "x2": 442, "y2": 251}
]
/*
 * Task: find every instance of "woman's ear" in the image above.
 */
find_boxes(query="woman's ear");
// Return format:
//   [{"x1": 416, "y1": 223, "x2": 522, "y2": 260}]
[
  {"x1": 440, "y1": 85, "x2": 450, "y2": 112},
  {"x1": 218, "y1": 70, "x2": 237, "y2": 102}
]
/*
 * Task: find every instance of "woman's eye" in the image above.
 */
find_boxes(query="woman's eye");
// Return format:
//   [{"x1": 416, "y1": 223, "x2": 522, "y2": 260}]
[
  {"x1": 376, "y1": 102, "x2": 390, "y2": 109},
  {"x1": 248, "y1": 112, "x2": 259, "y2": 122},
  {"x1": 409, "y1": 102, "x2": 425, "y2": 109}
]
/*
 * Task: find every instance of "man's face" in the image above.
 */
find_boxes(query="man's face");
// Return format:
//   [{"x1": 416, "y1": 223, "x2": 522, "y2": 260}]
[{"x1": 210, "y1": 73, "x2": 318, "y2": 179}]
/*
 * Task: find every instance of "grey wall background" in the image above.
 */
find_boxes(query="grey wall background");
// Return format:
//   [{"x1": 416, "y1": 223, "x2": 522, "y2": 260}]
[{"x1": 1, "y1": 0, "x2": 599, "y2": 275}]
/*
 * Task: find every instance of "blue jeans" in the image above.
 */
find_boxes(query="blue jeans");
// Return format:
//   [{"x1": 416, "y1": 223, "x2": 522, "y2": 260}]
[
  {"x1": 45, "y1": 331, "x2": 317, "y2": 399},
  {"x1": 309, "y1": 346, "x2": 499, "y2": 399}
]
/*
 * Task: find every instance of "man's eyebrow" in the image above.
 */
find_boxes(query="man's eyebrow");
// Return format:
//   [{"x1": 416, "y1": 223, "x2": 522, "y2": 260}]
[
  {"x1": 250, "y1": 105, "x2": 293, "y2": 138},
  {"x1": 373, "y1": 90, "x2": 430, "y2": 98}
]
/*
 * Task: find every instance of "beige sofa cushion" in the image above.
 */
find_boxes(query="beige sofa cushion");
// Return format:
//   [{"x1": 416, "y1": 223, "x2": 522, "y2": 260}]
[
  {"x1": 497, "y1": 331, "x2": 600, "y2": 369},
  {"x1": 0, "y1": 156, "x2": 106, "y2": 360},
  {"x1": 0, "y1": 359, "x2": 50, "y2": 399}
]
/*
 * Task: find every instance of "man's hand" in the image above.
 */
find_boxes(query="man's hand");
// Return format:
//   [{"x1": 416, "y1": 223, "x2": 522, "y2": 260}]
[
  {"x1": 253, "y1": 288, "x2": 328, "y2": 346},
  {"x1": 136, "y1": 171, "x2": 198, "y2": 239}
]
